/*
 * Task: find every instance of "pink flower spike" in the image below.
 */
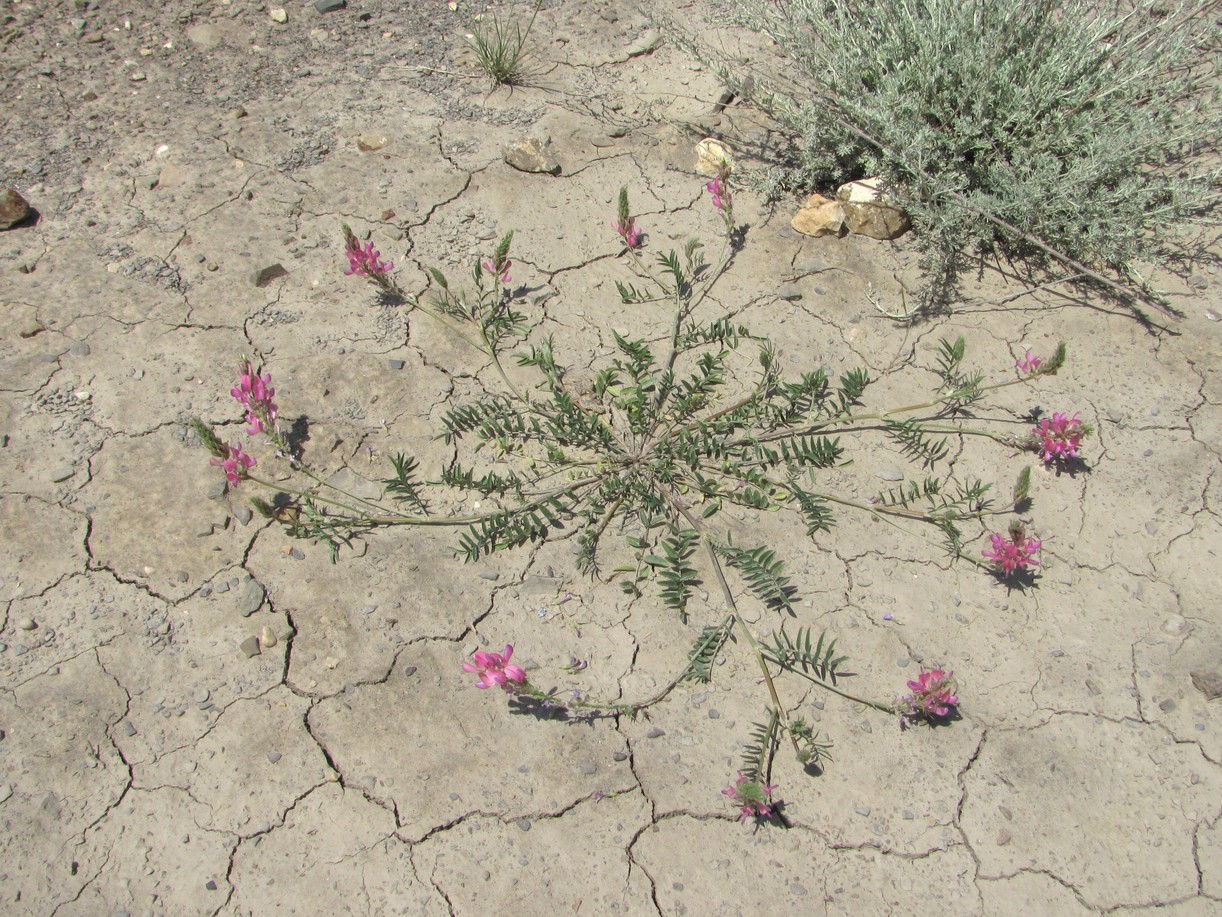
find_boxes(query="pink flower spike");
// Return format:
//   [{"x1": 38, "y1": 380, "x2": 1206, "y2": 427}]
[
  {"x1": 1030, "y1": 411, "x2": 1086, "y2": 464},
  {"x1": 1015, "y1": 350, "x2": 1043, "y2": 374},
  {"x1": 613, "y1": 217, "x2": 643, "y2": 251},
  {"x1": 982, "y1": 528, "x2": 1041, "y2": 578},
  {"x1": 462, "y1": 644, "x2": 528, "y2": 691},
  {"x1": 898, "y1": 668, "x2": 960, "y2": 721},
  {"x1": 210, "y1": 441, "x2": 256, "y2": 487},
  {"x1": 481, "y1": 258, "x2": 511, "y2": 285},
  {"x1": 345, "y1": 240, "x2": 393, "y2": 278},
  {"x1": 721, "y1": 772, "x2": 778, "y2": 823},
  {"x1": 231, "y1": 360, "x2": 278, "y2": 436}
]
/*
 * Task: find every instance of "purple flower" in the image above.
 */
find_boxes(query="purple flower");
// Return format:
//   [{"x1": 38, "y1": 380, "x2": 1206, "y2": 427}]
[
  {"x1": 211, "y1": 441, "x2": 256, "y2": 487},
  {"x1": 1030, "y1": 411, "x2": 1085, "y2": 464},
  {"x1": 462, "y1": 644, "x2": 527, "y2": 691},
  {"x1": 982, "y1": 525, "x2": 1041, "y2": 577},
  {"x1": 721, "y1": 772, "x2": 778, "y2": 823}
]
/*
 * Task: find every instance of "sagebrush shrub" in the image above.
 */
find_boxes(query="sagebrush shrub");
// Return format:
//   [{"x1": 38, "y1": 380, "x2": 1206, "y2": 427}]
[{"x1": 725, "y1": 0, "x2": 1220, "y2": 311}]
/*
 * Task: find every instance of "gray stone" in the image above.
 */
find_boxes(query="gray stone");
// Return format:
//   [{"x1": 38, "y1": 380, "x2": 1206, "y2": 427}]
[
  {"x1": 775, "y1": 283, "x2": 802, "y2": 301},
  {"x1": 315, "y1": 0, "x2": 345, "y2": 11},
  {"x1": 235, "y1": 506, "x2": 253, "y2": 525},
  {"x1": 646, "y1": 726, "x2": 665, "y2": 739},
  {"x1": 70, "y1": 341, "x2": 90, "y2": 357},
  {"x1": 238, "y1": 579, "x2": 265, "y2": 617},
  {"x1": 252, "y1": 263, "x2": 288, "y2": 287},
  {"x1": 1190, "y1": 669, "x2": 1222, "y2": 701},
  {"x1": 240, "y1": 635, "x2": 262, "y2": 658},
  {"x1": 503, "y1": 138, "x2": 561, "y2": 175},
  {"x1": 266, "y1": 751, "x2": 282, "y2": 763},
  {"x1": 877, "y1": 468, "x2": 905, "y2": 482},
  {"x1": 47, "y1": 464, "x2": 74, "y2": 483},
  {"x1": 18, "y1": 618, "x2": 37, "y2": 631},
  {"x1": 387, "y1": 358, "x2": 405, "y2": 370}
]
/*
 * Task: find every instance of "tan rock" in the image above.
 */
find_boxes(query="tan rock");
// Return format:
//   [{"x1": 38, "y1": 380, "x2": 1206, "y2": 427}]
[
  {"x1": 791, "y1": 193, "x2": 846, "y2": 238},
  {"x1": 694, "y1": 137, "x2": 734, "y2": 177},
  {"x1": 357, "y1": 133, "x2": 388, "y2": 152},
  {"x1": 836, "y1": 176, "x2": 911, "y2": 240},
  {"x1": 503, "y1": 137, "x2": 561, "y2": 175}
]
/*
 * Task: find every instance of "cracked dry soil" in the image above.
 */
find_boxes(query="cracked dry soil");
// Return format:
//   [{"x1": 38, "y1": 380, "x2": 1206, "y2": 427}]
[{"x1": 1, "y1": 1, "x2": 1220, "y2": 914}]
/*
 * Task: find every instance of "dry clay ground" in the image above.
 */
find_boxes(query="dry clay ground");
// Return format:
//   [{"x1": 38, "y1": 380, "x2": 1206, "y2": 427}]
[{"x1": 1, "y1": 0, "x2": 1221, "y2": 914}]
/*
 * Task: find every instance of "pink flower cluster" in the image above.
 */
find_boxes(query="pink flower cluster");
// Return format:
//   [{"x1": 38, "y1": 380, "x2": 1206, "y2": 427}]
[
  {"x1": 721, "y1": 772, "x2": 778, "y2": 823},
  {"x1": 231, "y1": 360, "x2": 278, "y2": 436},
  {"x1": 1015, "y1": 350, "x2": 1043, "y2": 374},
  {"x1": 462, "y1": 644, "x2": 527, "y2": 691},
  {"x1": 899, "y1": 668, "x2": 959, "y2": 720},
  {"x1": 211, "y1": 442, "x2": 256, "y2": 487},
  {"x1": 344, "y1": 239, "x2": 394, "y2": 278},
  {"x1": 1031, "y1": 411, "x2": 1085, "y2": 464},
  {"x1": 482, "y1": 257, "x2": 511, "y2": 285},
  {"x1": 613, "y1": 217, "x2": 643, "y2": 251},
  {"x1": 982, "y1": 528, "x2": 1041, "y2": 577}
]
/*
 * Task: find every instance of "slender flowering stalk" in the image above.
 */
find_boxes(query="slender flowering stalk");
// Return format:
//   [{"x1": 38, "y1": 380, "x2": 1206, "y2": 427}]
[
  {"x1": 482, "y1": 230, "x2": 514, "y2": 286},
  {"x1": 705, "y1": 163, "x2": 735, "y2": 233},
  {"x1": 1029, "y1": 411, "x2": 1087, "y2": 464},
  {"x1": 897, "y1": 668, "x2": 959, "y2": 725},
  {"x1": 1015, "y1": 349, "x2": 1043, "y2": 374},
  {"x1": 211, "y1": 442, "x2": 256, "y2": 488},
  {"x1": 613, "y1": 186, "x2": 644, "y2": 251},
  {"x1": 462, "y1": 644, "x2": 528, "y2": 691},
  {"x1": 721, "y1": 772, "x2": 779, "y2": 823},
  {"x1": 982, "y1": 521, "x2": 1041, "y2": 577}
]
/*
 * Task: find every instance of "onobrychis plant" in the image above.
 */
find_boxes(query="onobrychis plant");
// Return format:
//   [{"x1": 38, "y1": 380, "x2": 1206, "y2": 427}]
[{"x1": 192, "y1": 171, "x2": 1087, "y2": 821}]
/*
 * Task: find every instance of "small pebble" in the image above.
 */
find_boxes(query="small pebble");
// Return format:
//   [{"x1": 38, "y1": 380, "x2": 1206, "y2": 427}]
[
  {"x1": 388, "y1": 359, "x2": 405, "y2": 370},
  {"x1": 236, "y1": 507, "x2": 253, "y2": 525},
  {"x1": 708, "y1": 709, "x2": 720, "y2": 719},
  {"x1": 123, "y1": 720, "x2": 137, "y2": 736},
  {"x1": 240, "y1": 635, "x2": 262, "y2": 658},
  {"x1": 646, "y1": 726, "x2": 665, "y2": 739},
  {"x1": 996, "y1": 828, "x2": 1012, "y2": 846},
  {"x1": 580, "y1": 761, "x2": 597, "y2": 775},
  {"x1": 182, "y1": 761, "x2": 197, "y2": 774},
  {"x1": 478, "y1": 571, "x2": 500, "y2": 581},
  {"x1": 215, "y1": 581, "x2": 230, "y2": 594},
  {"x1": 515, "y1": 817, "x2": 532, "y2": 832},
  {"x1": 613, "y1": 751, "x2": 628, "y2": 762},
  {"x1": 855, "y1": 805, "x2": 871, "y2": 817},
  {"x1": 18, "y1": 618, "x2": 37, "y2": 631},
  {"x1": 175, "y1": 571, "x2": 189, "y2": 584},
  {"x1": 194, "y1": 689, "x2": 210, "y2": 705},
  {"x1": 290, "y1": 548, "x2": 305, "y2": 560},
  {"x1": 267, "y1": 751, "x2": 282, "y2": 764},
  {"x1": 260, "y1": 626, "x2": 277, "y2": 649},
  {"x1": 403, "y1": 665, "x2": 417, "y2": 677},
  {"x1": 205, "y1": 880, "x2": 217, "y2": 891}
]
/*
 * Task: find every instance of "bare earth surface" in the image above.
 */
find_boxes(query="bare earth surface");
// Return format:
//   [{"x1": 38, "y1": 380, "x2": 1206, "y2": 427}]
[{"x1": 1, "y1": 1, "x2": 1220, "y2": 914}]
